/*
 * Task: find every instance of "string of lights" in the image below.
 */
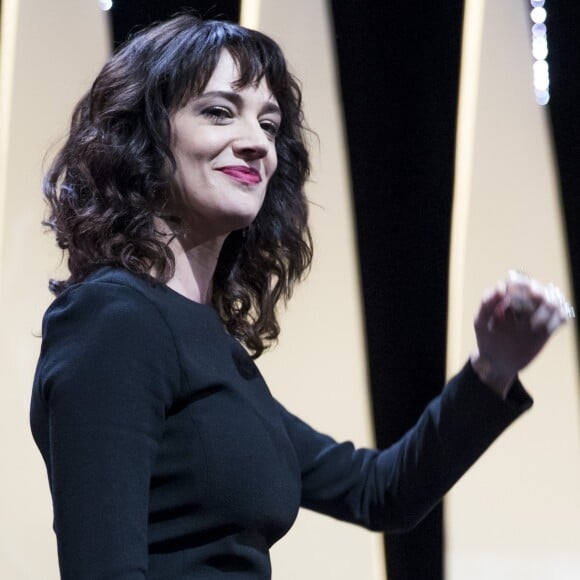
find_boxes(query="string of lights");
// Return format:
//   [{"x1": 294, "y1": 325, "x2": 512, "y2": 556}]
[
  {"x1": 531, "y1": 0, "x2": 549, "y2": 105},
  {"x1": 98, "y1": 0, "x2": 113, "y2": 11}
]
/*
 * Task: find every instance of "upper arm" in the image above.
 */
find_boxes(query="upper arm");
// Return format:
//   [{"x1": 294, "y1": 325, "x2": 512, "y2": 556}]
[
  {"x1": 37, "y1": 282, "x2": 180, "y2": 579},
  {"x1": 277, "y1": 404, "x2": 389, "y2": 530}
]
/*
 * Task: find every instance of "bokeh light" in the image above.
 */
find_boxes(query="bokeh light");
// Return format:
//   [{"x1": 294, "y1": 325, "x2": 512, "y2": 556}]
[{"x1": 530, "y1": 1, "x2": 549, "y2": 105}]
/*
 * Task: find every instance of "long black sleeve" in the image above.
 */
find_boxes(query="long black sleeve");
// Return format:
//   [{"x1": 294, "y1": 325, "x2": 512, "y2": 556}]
[
  {"x1": 31, "y1": 282, "x2": 180, "y2": 579},
  {"x1": 279, "y1": 362, "x2": 532, "y2": 532}
]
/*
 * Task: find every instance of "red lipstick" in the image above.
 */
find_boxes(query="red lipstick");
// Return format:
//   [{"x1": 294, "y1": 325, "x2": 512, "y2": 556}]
[{"x1": 218, "y1": 166, "x2": 262, "y2": 185}]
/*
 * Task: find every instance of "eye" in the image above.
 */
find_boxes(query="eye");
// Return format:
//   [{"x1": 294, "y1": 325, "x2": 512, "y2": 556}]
[
  {"x1": 201, "y1": 106, "x2": 233, "y2": 123},
  {"x1": 260, "y1": 119, "x2": 280, "y2": 138}
]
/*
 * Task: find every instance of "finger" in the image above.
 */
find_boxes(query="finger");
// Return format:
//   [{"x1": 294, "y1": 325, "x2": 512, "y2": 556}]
[
  {"x1": 507, "y1": 269, "x2": 529, "y2": 283},
  {"x1": 503, "y1": 289, "x2": 539, "y2": 328},
  {"x1": 507, "y1": 270, "x2": 537, "y2": 297},
  {"x1": 549, "y1": 284, "x2": 576, "y2": 320},
  {"x1": 530, "y1": 290, "x2": 570, "y2": 334},
  {"x1": 505, "y1": 275, "x2": 543, "y2": 310},
  {"x1": 529, "y1": 302, "x2": 554, "y2": 331},
  {"x1": 475, "y1": 283, "x2": 506, "y2": 331},
  {"x1": 546, "y1": 308, "x2": 565, "y2": 334},
  {"x1": 528, "y1": 278, "x2": 546, "y2": 301},
  {"x1": 505, "y1": 292, "x2": 534, "y2": 316}
]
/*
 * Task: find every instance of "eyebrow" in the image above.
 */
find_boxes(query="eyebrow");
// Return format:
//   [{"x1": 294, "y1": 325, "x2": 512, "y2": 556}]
[{"x1": 197, "y1": 90, "x2": 282, "y2": 116}]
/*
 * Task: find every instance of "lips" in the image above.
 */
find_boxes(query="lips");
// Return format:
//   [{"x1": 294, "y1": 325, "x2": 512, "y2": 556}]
[{"x1": 218, "y1": 166, "x2": 262, "y2": 185}]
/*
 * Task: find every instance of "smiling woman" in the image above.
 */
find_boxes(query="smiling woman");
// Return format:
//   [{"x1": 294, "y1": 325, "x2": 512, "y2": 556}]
[
  {"x1": 29, "y1": 12, "x2": 573, "y2": 580},
  {"x1": 168, "y1": 52, "x2": 280, "y2": 243},
  {"x1": 41, "y1": 15, "x2": 312, "y2": 357}
]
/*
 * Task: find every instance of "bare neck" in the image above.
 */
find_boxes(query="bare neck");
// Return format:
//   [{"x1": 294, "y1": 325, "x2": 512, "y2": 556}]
[{"x1": 160, "y1": 222, "x2": 227, "y2": 305}]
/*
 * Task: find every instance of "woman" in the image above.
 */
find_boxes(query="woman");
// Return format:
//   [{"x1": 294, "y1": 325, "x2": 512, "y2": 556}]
[{"x1": 30, "y1": 14, "x2": 573, "y2": 579}]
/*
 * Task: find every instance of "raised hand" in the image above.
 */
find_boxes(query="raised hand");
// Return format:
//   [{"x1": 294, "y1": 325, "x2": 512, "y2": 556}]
[{"x1": 470, "y1": 270, "x2": 574, "y2": 398}]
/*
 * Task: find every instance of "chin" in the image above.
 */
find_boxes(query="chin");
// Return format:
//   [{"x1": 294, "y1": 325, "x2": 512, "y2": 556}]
[
  {"x1": 226, "y1": 200, "x2": 264, "y2": 230},
  {"x1": 213, "y1": 209, "x2": 258, "y2": 237},
  {"x1": 231, "y1": 213, "x2": 259, "y2": 232}
]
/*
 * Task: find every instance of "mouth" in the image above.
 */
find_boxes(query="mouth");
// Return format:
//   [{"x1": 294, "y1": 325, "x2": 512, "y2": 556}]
[{"x1": 217, "y1": 166, "x2": 262, "y2": 185}]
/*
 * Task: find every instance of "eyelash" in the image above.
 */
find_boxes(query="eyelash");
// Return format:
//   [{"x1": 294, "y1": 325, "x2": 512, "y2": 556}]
[
  {"x1": 201, "y1": 106, "x2": 280, "y2": 138},
  {"x1": 260, "y1": 120, "x2": 279, "y2": 138},
  {"x1": 202, "y1": 106, "x2": 232, "y2": 123}
]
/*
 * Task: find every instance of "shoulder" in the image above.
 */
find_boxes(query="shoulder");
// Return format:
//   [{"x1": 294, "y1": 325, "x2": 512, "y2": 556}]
[
  {"x1": 40, "y1": 268, "x2": 180, "y2": 377},
  {"x1": 52, "y1": 266, "x2": 163, "y2": 306},
  {"x1": 43, "y1": 267, "x2": 168, "y2": 334},
  {"x1": 37, "y1": 268, "x2": 181, "y2": 405}
]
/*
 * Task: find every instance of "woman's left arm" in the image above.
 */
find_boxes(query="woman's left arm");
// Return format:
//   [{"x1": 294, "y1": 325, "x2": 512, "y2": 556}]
[
  {"x1": 280, "y1": 273, "x2": 573, "y2": 532},
  {"x1": 280, "y1": 362, "x2": 531, "y2": 532}
]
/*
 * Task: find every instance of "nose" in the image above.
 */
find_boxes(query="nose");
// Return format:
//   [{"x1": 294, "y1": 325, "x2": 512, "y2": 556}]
[{"x1": 232, "y1": 119, "x2": 270, "y2": 161}]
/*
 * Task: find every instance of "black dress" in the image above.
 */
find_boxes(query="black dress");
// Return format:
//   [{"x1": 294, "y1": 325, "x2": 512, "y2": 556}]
[{"x1": 30, "y1": 267, "x2": 532, "y2": 579}]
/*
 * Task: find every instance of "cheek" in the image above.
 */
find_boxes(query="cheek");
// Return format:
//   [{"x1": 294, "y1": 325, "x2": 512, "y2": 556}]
[
  {"x1": 174, "y1": 138, "x2": 214, "y2": 166},
  {"x1": 173, "y1": 123, "x2": 227, "y2": 162},
  {"x1": 267, "y1": 148, "x2": 278, "y2": 179}
]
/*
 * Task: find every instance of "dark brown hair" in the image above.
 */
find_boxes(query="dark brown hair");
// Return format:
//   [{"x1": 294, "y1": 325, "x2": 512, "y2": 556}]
[{"x1": 43, "y1": 14, "x2": 313, "y2": 357}]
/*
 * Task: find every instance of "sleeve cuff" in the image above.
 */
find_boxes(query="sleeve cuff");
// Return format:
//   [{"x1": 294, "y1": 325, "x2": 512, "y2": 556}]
[{"x1": 464, "y1": 358, "x2": 533, "y2": 415}]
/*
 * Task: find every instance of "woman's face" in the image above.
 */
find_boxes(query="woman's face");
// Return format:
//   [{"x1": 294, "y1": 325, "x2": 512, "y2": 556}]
[{"x1": 169, "y1": 50, "x2": 281, "y2": 240}]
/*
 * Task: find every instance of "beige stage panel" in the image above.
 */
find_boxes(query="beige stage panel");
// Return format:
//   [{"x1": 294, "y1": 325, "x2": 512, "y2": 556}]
[
  {"x1": 0, "y1": 1, "x2": 110, "y2": 578},
  {"x1": 447, "y1": 1, "x2": 580, "y2": 578}
]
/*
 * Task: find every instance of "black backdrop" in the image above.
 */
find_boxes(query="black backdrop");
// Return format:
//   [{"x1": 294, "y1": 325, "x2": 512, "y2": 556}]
[
  {"x1": 110, "y1": 0, "x2": 239, "y2": 46},
  {"x1": 108, "y1": 1, "x2": 579, "y2": 578},
  {"x1": 329, "y1": 2, "x2": 464, "y2": 578},
  {"x1": 546, "y1": 2, "x2": 580, "y2": 342}
]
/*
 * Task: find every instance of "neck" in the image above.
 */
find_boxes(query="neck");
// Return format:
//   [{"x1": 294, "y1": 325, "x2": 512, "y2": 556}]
[{"x1": 158, "y1": 219, "x2": 227, "y2": 305}]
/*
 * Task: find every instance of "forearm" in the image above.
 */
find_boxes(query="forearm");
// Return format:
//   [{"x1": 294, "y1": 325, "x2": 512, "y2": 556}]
[
  {"x1": 375, "y1": 360, "x2": 532, "y2": 531},
  {"x1": 285, "y1": 361, "x2": 532, "y2": 532}
]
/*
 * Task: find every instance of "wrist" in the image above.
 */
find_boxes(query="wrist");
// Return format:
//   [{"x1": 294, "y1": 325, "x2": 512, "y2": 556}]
[{"x1": 470, "y1": 349, "x2": 516, "y2": 400}]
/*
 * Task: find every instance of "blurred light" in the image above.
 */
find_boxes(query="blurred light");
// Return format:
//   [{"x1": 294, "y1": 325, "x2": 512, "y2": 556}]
[
  {"x1": 533, "y1": 59, "x2": 549, "y2": 77},
  {"x1": 534, "y1": 68, "x2": 550, "y2": 91},
  {"x1": 532, "y1": 36, "x2": 548, "y2": 60},
  {"x1": 98, "y1": 0, "x2": 113, "y2": 11},
  {"x1": 531, "y1": 7, "x2": 547, "y2": 23},
  {"x1": 530, "y1": 2, "x2": 549, "y2": 105},
  {"x1": 535, "y1": 88, "x2": 550, "y2": 105},
  {"x1": 532, "y1": 23, "x2": 547, "y2": 38}
]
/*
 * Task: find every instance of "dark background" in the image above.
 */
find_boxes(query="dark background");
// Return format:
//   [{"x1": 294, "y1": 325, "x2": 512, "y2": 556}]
[{"x1": 109, "y1": 1, "x2": 579, "y2": 578}]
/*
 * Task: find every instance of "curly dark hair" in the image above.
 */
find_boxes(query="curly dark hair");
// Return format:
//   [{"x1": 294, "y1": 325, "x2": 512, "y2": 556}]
[{"x1": 43, "y1": 14, "x2": 313, "y2": 357}]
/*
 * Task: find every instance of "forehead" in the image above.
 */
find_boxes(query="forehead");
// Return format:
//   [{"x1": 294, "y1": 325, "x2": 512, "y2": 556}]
[{"x1": 203, "y1": 50, "x2": 278, "y2": 105}]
